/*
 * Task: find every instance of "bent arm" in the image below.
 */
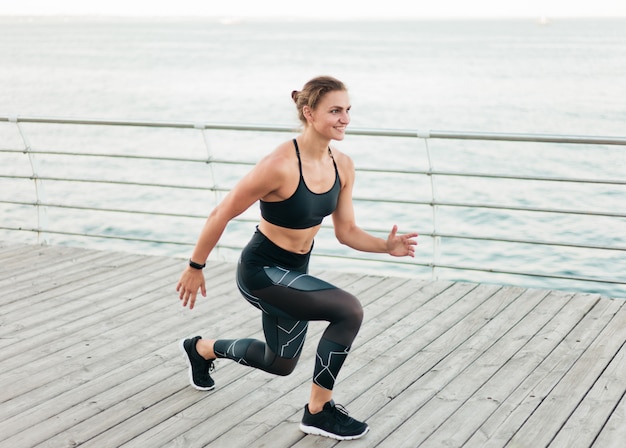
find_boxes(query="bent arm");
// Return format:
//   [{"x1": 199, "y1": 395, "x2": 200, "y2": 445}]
[
  {"x1": 332, "y1": 187, "x2": 389, "y2": 254},
  {"x1": 332, "y1": 157, "x2": 418, "y2": 257}
]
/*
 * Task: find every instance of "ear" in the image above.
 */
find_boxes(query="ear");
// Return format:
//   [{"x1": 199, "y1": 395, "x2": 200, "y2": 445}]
[{"x1": 303, "y1": 106, "x2": 313, "y2": 121}]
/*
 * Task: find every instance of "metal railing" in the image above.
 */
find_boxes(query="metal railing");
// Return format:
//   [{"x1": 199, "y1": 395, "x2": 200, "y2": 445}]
[{"x1": 1, "y1": 115, "x2": 625, "y2": 297}]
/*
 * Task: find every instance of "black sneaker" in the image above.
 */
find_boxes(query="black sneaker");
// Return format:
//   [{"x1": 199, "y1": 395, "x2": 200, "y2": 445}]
[
  {"x1": 179, "y1": 336, "x2": 215, "y2": 391},
  {"x1": 300, "y1": 400, "x2": 369, "y2": 440}
]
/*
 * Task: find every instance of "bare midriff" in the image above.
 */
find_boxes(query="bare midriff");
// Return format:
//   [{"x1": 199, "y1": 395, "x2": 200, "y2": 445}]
[{"x1": 258, "y1": 218, "x2": 322, "y2": 254}]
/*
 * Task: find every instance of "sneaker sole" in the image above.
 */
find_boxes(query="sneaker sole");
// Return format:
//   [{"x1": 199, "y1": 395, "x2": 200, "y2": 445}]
[
  {"x1": 179, "y1": 338, "x2": 215, "y2": 391},
  {"x1": 299, "y1": 423, "x2": 369, "y2": 441}
]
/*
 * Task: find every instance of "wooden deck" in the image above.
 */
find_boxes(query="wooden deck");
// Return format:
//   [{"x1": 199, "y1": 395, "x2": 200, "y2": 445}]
[{"x1": 0, "y1": 242, "x2": 624, "y2": 448}]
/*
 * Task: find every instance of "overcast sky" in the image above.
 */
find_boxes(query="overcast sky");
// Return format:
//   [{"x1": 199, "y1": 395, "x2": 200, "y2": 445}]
[{"x1": 2, "y1": 0, "x2": 626, "y2": 19}]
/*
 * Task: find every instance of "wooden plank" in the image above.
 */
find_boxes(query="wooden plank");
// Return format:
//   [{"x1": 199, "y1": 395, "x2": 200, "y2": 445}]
[
  {"x1": 507, "y1": 299, "x2": 626, "y2": 447},
  {"x1": 0, "y1": 260, "x2": 236, "y2": 417},
  {"x1": 469, "y1": 296, "x2": 623, "y2": 448},
  {"x1": 0, "y1": 243, "x2": 65, "y2": 272},
  {"x1": 0, "y1": 246, "x2": 129, "y2": 293},
  {"x1": 0, "y1": 253, "x2": 181, "y2": 343},
  {"x1": 420, "y1": 289, "x2": 584, "y2": 447},
  {"x1": 552, "y1": 326, "x2": 625, "y2": 447},
  {"x1": 0, "y1": 255, "x2": 183, "y2": 368},
  {"x1": 0, "y1": 246, "x2": 131, "y2": 298},
  {"x1": 592, "y1": 391, "x2": 626, "y2": 448},
  {"x1": 378, "y1": 287, "x2": 555, "y2": 447},
  {"x1": 0, "y1": 265, "x2": 251, "y2": 443}
]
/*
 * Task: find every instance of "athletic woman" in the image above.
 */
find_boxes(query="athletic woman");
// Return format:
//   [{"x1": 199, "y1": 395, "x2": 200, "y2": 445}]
[{"x1": 176, "y1": 76, "x2": 418, "y2": 440}]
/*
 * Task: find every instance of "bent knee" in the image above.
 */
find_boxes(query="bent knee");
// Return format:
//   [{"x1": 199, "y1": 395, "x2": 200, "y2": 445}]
[
  {"x1": 343, "y1": 293, "x2": 364, "y2": 326},
  {"x1": 266, "y1": 357, "x2": 299, "y2": 376},
  {"x1": 354, "y1": 300, "x2": 364, "y2": 323}
]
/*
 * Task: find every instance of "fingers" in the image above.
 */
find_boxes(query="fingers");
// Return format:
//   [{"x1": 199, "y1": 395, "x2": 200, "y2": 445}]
[
  {"x1": 176, "y1": 269, "x2": 206, "y2": 309},
  {"x1": 187, "y1": 293, "x2": 197, "y2": 310},
  {"x1": 179, "y1": 288, "x2": 197, "y2": 309},
  {"x1": 177, "y1": 281, "x2": 197, "y2": 309},
  {"x1": 405, "y1": 232, "x2": 418, "y2": 257},
  {"x1": 387, "y1": 227, "x2": 419, "y2": 257}
]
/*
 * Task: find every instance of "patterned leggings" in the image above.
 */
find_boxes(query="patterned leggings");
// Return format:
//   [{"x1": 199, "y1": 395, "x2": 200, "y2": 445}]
[{"x1": 212, "y1": 228, "x2": 363, "y2": 390}]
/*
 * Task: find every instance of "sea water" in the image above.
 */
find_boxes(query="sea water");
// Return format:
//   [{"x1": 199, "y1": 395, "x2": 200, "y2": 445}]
[{"x1": 0, "y1": 17, "x2": 624, "y2": 297}]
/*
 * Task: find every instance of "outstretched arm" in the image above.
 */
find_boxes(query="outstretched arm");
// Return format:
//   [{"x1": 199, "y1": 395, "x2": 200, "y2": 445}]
[{"x1": 176, "y1": 152, "x2": 284, "y2": 309}]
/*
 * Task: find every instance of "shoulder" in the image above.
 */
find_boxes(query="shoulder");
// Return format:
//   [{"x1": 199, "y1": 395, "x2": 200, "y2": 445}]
[
  {"x1": 227, "y1": 140, "x2": 298, "y2": 202},
  {"x1": 256, "y1": 140, "x2": 297, "y2": 174},
  {"x1": 329, "y1": 145, "x2": 355, "y2": 185},
  {"x1": 262, "y1": 139, "x2": 296, "y2": 162},
  {"x1": 242, "y1": 139, "x2": 298, "y2": 194}
]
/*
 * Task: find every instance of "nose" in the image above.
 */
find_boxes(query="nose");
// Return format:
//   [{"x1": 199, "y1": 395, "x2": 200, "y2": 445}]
[{"x1": 340, "y1": 111, "x2": 350, "y2": 124}]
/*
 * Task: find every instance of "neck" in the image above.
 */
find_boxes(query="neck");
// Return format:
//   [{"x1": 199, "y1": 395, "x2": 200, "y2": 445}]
[{"x1": 298, "y1": 128, "x2": 331, "y2": 158}]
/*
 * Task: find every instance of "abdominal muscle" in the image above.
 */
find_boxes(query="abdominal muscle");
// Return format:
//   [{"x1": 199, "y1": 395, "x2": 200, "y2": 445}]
[{"x1": 258, "y1": 218, "x2": 322, "y2": 254}]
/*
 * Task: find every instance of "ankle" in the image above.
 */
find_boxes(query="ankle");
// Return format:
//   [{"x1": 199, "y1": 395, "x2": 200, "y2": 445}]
[
  {"x1": 308, "y1": 401, "x2": 328, "y2": 414},
  {"x1": 196, "y1": 338, "x2": 216, "y2": 360}
]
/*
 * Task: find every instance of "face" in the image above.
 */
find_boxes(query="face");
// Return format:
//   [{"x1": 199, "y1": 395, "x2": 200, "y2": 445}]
[{"x1": 305, "y1": 90, "x2": 351, "y2": 141}]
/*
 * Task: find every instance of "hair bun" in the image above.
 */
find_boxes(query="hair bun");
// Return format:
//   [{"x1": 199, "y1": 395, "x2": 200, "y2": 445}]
[{"x1": 291, "y1": 90, "x2": 300, "y2": 102}]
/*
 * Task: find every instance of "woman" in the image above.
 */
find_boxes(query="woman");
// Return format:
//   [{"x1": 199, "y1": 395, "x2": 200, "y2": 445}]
[{"x1": 176, "y1": 76, "x2": 418, "y2": 441}]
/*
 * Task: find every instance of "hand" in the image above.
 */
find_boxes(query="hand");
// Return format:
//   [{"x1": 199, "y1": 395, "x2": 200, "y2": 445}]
[
  {"x1": 176, "y1": 267, "x2": 207, "y2": 310},
  {"x1": 386, "y1": 225, "x2": 418, "y2": 257}
]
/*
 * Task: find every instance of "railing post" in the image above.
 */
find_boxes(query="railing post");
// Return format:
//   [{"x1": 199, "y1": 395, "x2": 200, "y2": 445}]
[
  {"x1": 419, "y1": 130, "x2": 439, "y2": 280},
  {"x1": 12, "y1": 117, "x2": 49, "y2": 245},
  {"x1": 196, "y1": 122, "x2": 218, "y2": 256},
  {"x1": 195, "y1": 122, "x2": 217, "y2": 193}
]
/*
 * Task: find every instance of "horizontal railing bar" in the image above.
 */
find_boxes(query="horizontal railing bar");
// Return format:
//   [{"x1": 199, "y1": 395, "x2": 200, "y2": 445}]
[
  {"x1": 433, "y1": 232, "x2": 626, "y2": 252},
  {"x1": 419, "y1": 170, "x2": 626, "y2": 186},
  {"x1": 2, "y1": 187, "x2": 624, "y2": 219},
  {"x1": 353, "y1": 128, "x2": 626, "y2": 145},
  {"x1": 429, "y1": 200, "x2": 626, "y2": 218},
  {"x1": 0, "y1": 148, "x2": 212, "y2": 164},
  {"x1": 0, "y1": 148, "x2": 257, "y2": 167},
  {"x1": 0, "y1": 174, "x2": 223, "y2": 191},
  {"x1": 0, "y1": 200, "x2": 208, "y2": 219},
  {"x1": 2, "y1": 226, "x2": 620, "y2": 285},
  {"x1": 3, "y1": 200, "x2": 624, "y2": 254},
  {"x1": 356, "y1": 168, "x2": 626, "y2": 186},
  {"x1": 0, "y1": 226, "x2": 193, "y2": 247},
  {"x1": 355, "y1": 196, "x2": 626, "y2": 218},
  {"x1": 433, "y1": 262, "x2": 625, "y2": 285},
  {"x1": 2, "y1": 148, "x2": 624, "y2": 186},
  {"x1": 1, "y1": 116, "x2": 299, "y2": 132},
  {"x1": 425, "y1": 129, "x2": 626, "y2": 146},
  {"x1": 2, "y1": 115, "x2": 626, "y2": 146}
]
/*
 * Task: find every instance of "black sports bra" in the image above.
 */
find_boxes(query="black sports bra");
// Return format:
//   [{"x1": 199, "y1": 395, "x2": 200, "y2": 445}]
[{"x1": 259, "y1": 139, "x2": 341, "y2": 229}]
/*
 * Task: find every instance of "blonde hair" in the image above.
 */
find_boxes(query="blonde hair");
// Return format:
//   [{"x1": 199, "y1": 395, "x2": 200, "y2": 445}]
[{"x1": 291, "y1": 76, "x2": 347, "y2": 125}]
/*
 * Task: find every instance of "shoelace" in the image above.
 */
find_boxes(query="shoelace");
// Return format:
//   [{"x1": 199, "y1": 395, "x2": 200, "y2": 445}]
[{"x1": 330, "y1": 403, "x2": 352, "y2": 423}]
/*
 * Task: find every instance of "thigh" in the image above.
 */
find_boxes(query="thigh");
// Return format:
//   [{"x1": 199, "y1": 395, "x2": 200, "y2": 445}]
[{"x1": 254, "y1": 268, "x2": 361, "y2": 323}]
